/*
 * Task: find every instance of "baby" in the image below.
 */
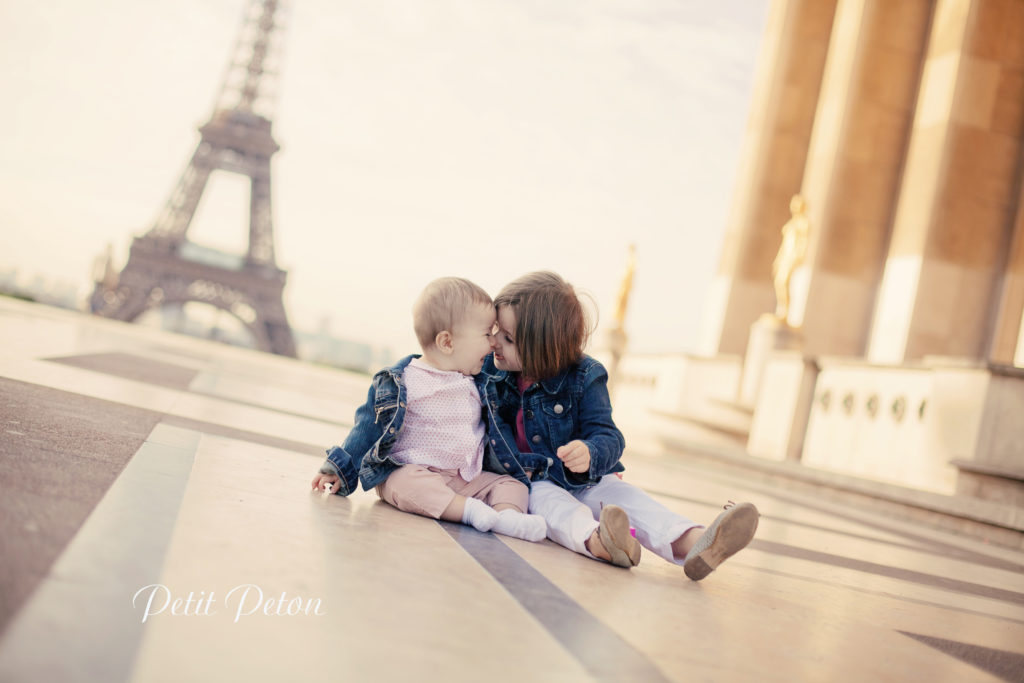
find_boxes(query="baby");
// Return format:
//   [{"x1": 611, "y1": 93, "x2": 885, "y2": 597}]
[{"x1": 311, "y1": 277, "x2": 547, "y2": 541}]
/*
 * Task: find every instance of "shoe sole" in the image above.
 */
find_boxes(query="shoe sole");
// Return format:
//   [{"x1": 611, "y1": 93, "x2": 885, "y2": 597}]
[
  {"x1": 598, "y1": 505, "x2": 641, "y2": 568},
  {"x1": 683, "y1": 503, "x2": 759, "y2": 581}
]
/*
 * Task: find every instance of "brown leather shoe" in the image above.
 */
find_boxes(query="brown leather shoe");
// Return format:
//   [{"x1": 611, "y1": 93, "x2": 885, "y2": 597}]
[
  {"x1": 683, "y1": 501, "x2": 759, "y2": 581},
  {"x1": 598, "y1": 504, "x2": 641, "y2": 568}
]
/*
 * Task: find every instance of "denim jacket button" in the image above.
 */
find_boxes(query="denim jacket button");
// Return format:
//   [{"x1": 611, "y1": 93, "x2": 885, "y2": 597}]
[
  {"x1": 547, "y1": 457, "x2": 554, "y2": 466},
  {"x1": 400, "y1": 401, "x2": 406, "y2": 408},
  {"x1": 526, "y1": 410, "x2": 534, "y2": 419},
  {"x1": 503, "y1": 462, "x2": 510, "y2": 468},
  {"x1": 531, "y1": 434, "x2": 541, "y2": 444},
  {"x1": 491, "y1": 439, "x2": 496, "y2": 446},
  {"x1": 389, "y1": 427, "x2": 396, "y2": 434},
  {"x1": 554, "y1": 404, "x2": 564, "y2": 414}
]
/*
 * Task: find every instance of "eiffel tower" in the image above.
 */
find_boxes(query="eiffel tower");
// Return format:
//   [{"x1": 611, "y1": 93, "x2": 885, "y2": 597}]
[{"x1": 91, "y1": 0, "x2": 297, "y2": 357}]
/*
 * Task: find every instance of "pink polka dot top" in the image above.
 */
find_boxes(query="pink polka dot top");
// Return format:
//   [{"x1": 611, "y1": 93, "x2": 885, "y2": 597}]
[{"x1": 387, "y1": 358, "x2": 485, "y2": 481}]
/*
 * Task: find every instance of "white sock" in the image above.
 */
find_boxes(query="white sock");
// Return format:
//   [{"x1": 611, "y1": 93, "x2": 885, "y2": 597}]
[
  {"x1": 493, "y1": 509, "x2": 548, "y2": 542},
  {"x1": 461, "y1": 498, "x2": 498, "y2": 532}
]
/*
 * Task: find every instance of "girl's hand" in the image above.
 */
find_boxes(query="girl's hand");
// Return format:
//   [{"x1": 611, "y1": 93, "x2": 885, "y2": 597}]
[
  {"x1": 311, "y1": 472, "x2": 341, "y2": 493},
  {"x1": 556, "y1": 440, "x2": 591, "y2": 473}
]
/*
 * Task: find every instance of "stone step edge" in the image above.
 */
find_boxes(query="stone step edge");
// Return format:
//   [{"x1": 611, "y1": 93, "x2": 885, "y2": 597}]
[{"x1": 656, "y1": 433, "x2": 1024, "y2": 548}]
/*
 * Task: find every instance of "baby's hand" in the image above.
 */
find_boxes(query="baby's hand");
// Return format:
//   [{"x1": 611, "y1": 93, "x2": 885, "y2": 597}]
[
  {"x1": 311, "y1": 472, "x2": 341, "y2": 494},
  {"x1": 556, "y1": 440, "x2": 591, "y2": 473}
]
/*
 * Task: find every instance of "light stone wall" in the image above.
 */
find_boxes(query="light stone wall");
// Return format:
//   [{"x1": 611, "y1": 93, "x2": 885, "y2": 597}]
[
  {"x1": 868, "y1": 0, "x2": 1024, "y2": 363},
  {"x1": 704, "y1": 0, "x2": 1024, "y2": 365},
  {"x1": 1017, "y1": 317, "x2": 1024, "y2": 366},
  {"x1": 652, "y1": 354, "x2": 742, "y2": 417},
  {"x1": 794, "y1": 0, "x2": 932, "y2": 357},
  {"x1": 974, "y1": 369, "x2": 1024, "y2": 472},
  {"x1": 798, "y1": 359, "x2": 1024, "y2": 495},
  {"x1": 801, "y1": 361, "x2": 953, "y2": 493},
  {"x1": 990, "y1": 181, "x2": 1024, "y2": 365},
  {"x1": 699, "y1": 0, "x2": 838, "y2": 356},
  {"x1": 687, "y1": 0, "x2": 1024, "y2": 502},
  {"x1": 747, "y1": 352, "x2": 818, "y2": 461}
]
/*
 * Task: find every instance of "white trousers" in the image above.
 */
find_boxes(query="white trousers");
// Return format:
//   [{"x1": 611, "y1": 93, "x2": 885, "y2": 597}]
[{"x1": 528, "y1": 476, "x2": 700, "y2": 564}]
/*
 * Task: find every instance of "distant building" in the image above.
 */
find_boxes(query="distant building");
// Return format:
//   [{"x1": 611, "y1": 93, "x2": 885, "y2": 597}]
[
  {"x1": 0, "y1": 268, "x2": 83, "y2": 310},
  {"x1": 287, "y1": 315, "x2": 388, "y2": 373},
  {"x1": 660, "y1": 0, "x2": 1024, "y2": 509}
]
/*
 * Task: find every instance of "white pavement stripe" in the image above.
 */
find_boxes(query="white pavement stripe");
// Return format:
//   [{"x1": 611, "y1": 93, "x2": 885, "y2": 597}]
[
  {"x1": 0, "y1": 358, "x2": 346, "y2": 448},
  {"x1": 0, "y1": 424, "x2": 199, "y2": 683}
]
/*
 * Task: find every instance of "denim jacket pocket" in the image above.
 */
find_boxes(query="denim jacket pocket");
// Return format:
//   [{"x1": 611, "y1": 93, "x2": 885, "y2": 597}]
[
  {"x1": 541, "y1": 397, "x2": 574, "y2": 447},
  {"x1": 373, "y1": 397, "x2": 401, "y2": 449},
  {"x1": 372, "y1": 395, "x2": 399, "y2": 421}
]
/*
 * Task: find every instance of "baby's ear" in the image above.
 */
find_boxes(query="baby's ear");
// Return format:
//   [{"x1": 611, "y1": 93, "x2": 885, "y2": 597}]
[{"x1": 435, "y1": 330, "x2": 454, "y2": 354}]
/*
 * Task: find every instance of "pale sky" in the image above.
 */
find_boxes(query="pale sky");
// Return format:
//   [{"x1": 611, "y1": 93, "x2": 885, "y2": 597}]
[{"x1": 0, "y1": 0, "x2": 768, "y2": 356}]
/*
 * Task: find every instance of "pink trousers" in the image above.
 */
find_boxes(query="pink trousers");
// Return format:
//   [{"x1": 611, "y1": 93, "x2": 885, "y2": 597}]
[{"x1": 376, "y1": 464, "x2": 528, "y2": 518}]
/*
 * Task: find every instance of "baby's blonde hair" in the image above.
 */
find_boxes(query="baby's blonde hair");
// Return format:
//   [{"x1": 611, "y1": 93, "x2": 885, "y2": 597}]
[{"x1": 413, "y1": 277, "x2": 493, "y2": 349}]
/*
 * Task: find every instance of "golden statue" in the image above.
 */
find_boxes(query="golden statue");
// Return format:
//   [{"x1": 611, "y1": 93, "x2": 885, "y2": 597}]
[
  {"x1": 612, "y1": 243, "x2": 636, "y2": 331},
  {"x1": 772, "y1": 194, "x2": 809, "y2": 323},
  {"x1": 606, "y1": 244, "x2": 635, "y2": 396}
]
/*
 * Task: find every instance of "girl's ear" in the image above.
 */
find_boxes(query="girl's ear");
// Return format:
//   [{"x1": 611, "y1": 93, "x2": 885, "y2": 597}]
[{"x1": 435, "y1": 330, "x2": 454, "y2": 355}]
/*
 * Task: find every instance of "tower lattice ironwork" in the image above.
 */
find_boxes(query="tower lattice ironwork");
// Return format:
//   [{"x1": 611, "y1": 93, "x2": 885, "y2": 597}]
[{"x1": 91, "y1": 0, "x2": 297, "y2": 357}]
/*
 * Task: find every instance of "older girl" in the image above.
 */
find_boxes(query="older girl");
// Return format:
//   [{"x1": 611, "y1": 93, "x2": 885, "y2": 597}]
[{"x1": 479, "y1": 271, "x2": 758, "y2": 578}]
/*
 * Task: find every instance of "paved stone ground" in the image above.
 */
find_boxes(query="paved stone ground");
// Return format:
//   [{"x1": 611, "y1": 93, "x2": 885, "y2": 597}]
[
  {"x1": 0, "y1": 378, "x2": 162, "y2": 627},
  {"x1": 1, "y1": 297, "x2": 1022, "y2": 682}
]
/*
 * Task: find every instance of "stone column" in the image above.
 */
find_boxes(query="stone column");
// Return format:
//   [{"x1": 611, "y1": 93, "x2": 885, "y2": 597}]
[
  {"x1": 789, "y1": 0, "x2": 933, "y2": 357},
  {"x1": 990, "y1": 179, "x2": 1024, "y2": 365},
  {"x1": 868, "y1": 0, "x2": 1024, "y2": 363},
  {"x1": 698, "y1": 0, "x2": 838, "y2": 356}
]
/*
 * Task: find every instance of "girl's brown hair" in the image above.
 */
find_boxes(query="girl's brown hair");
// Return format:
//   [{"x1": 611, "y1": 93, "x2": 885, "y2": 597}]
[{"x1": 494, "y1": 271, "x2": 593, "y2": 380}]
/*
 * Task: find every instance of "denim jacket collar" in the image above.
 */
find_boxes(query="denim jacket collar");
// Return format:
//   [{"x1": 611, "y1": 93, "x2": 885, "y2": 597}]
[
  {"x1": 380, "y1": 354, "x2": 418, "y2": 379},
  {"x1": 482, "y1": 353, "x2": 574, "y2": 396},
  {"x1": 478, "y1": 353, "x2": 504, "y2": 382},
  {"x1": 535, "y1": 367, "x2": 571, "y2": 395}
]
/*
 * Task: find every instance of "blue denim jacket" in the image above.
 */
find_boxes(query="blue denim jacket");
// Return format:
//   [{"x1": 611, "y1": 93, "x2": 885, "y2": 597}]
[
  {"x1": 477, "y1": 353, "x2": 625, "y2": 492},
  {"x1": 322, "y1": 355, "x2": 520, "y2": 495},
  {"x1": 321, "y1": 355, "x2": 417, "y2": 495}
]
